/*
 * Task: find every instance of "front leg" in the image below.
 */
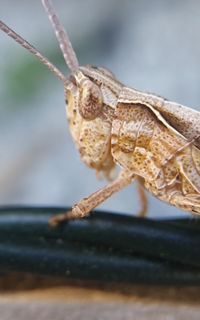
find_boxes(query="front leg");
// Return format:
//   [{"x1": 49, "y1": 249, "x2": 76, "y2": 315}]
[{"x1": 50, "y1": 171, "x2": 134, "y2": 226}]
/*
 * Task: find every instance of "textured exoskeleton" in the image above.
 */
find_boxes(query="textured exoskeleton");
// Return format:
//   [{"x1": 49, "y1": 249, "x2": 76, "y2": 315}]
[
  {"x1": 1, "y1": 0, "x2": 200, "y2": 224},
  {"x1": 66, "y1": 66, "x2": 200, "y2": 218}
]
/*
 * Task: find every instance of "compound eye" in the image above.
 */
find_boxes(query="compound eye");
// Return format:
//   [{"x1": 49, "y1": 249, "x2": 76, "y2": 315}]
[{"x1": 79, "y1": 79, "x2": 103, "y2": 120}]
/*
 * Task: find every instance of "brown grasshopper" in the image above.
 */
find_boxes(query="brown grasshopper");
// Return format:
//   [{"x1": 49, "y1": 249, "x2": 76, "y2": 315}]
[{"x1": 1, "y1": 0, "x2": 200, "y2": 225}]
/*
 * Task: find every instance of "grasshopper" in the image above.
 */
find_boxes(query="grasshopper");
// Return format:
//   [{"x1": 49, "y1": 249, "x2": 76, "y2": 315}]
[{"x1": 1, "y1": 0, "x2": 200, "y2": 225}]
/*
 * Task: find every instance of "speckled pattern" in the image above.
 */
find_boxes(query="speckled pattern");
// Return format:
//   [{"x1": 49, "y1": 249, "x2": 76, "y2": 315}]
[
  {"x1": 119, "y1": 87, "x2": 200, "y2": 149},
  {"x1": 4, "y1": 0, "x2": 199, "y2": 220},
  {"x1": 65, "y1": 65, "x2": 200, "y2": 218}
]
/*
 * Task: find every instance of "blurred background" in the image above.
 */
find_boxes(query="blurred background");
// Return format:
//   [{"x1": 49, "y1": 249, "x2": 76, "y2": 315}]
[{"x1": 0, "y1": 0, "x2": 200, "y2": 217}]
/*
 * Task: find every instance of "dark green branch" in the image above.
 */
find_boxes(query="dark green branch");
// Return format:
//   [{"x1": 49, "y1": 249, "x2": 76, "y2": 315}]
[{"x1": 0, "y1": 206, "x2": 200, "y2": 285}]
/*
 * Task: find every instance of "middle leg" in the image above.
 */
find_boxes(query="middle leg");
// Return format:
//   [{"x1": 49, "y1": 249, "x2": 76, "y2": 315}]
[{"x1": 136, "y1": 178, "x2": 148, "y2": 217}]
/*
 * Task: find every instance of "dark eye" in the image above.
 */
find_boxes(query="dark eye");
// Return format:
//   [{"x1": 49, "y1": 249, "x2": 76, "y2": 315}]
[{"x1": 79, "y1": 79, "x2": 103, "y2": 120}]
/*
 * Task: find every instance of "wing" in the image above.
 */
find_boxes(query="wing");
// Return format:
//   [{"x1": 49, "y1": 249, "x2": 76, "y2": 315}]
[{"x1": 119, "y1": 86, "x2": 200, "y2": 149}]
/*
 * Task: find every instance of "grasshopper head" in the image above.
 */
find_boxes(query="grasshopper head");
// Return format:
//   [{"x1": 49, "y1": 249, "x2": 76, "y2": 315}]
[
  {"x1": 65, "y1": 65, "x2": 122, "y2": 179},
  {"x1": 0, "y1": 1, "x2": 121, "y2": 180}
]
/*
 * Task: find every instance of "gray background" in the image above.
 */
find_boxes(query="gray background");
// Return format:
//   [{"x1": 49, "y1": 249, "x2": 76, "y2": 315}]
[{"x1": 0, "y1": 0, "x2": 200, "y2": 217}]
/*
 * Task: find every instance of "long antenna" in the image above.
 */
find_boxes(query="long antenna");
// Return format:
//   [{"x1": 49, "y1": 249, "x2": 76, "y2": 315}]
[
  {"x1": 0, "y1": 20, "x2": 68, "y2": 84},
  {"x1": 41, "y1": 0, "x2": 79, "y2": 72}
]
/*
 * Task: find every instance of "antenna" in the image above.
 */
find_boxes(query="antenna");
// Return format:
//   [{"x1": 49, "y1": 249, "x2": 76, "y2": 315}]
[
  {"x1": 41, "y1": 0, "x2": 79, "y2": 72},
  {"x1": 0, "y1": 20, "x2": 68, "y2": 84}
]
